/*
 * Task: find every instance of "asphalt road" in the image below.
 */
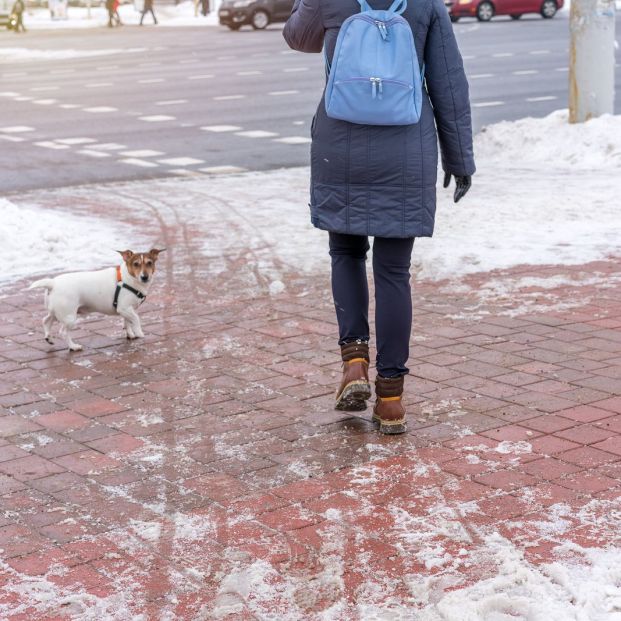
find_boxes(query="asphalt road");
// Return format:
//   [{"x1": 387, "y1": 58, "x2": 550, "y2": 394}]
[{"x1": 1, "y1": 13, "x2": 620, "y2": 193}]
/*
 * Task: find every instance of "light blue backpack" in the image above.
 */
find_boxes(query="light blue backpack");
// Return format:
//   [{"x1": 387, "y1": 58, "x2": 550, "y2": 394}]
[{"x1": 324, "y1": 0, "x2": 424, "y2": 126}]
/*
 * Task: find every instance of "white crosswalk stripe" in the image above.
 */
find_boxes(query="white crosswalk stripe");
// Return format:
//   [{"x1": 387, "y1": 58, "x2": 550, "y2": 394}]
[
  {"x1": 0, "y1": 126, "x2": 34, "y2": 133},
  {"x1": 138, "y1": 115, "x2": 175, "y2": 122},
  {"x1": 35, "y1": 141, "x2": 69, "y2": 150},
  {"x1": 201, "y1": 125, "x2": 242, "y2": 133},
  {"x1": 157, "y1": 157, "x2": 204, "y2": 166},
  {"x1": 273, "y1": 137, "x2": 312, "y2": 145},
  {"x1": 78, "y1": 149, "x2": 111, "y2": 158},
  {"x1": 121, "y1": 150, "x2": 164, "y2": 157},
  {"x1": 84, "y1": 106, "x2": 118, "y2": 113},
  {"x1": 235, "y1": 130, "x2": 279, "y2": 138},
  {"x1": 120, "y1": 158, "x2": 159, "y2": 168}
]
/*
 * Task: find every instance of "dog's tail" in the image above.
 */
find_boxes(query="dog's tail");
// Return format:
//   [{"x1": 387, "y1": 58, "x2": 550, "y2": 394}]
[{"x1": 29, "y1": 278, "x2": 54, "y2": 291}]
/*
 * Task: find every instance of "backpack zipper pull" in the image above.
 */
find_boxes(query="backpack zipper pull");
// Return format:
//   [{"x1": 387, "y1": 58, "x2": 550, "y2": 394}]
[
  {"x1": 370, "y1": 77, "x2": 383, "y2": 99},
  {"x1": 375, "y1": 20, "x2": 388, "y2": 41}
]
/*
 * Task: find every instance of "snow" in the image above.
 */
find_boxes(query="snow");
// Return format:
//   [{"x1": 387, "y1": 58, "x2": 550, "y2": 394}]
[
  {"x1": 0, "y1": 198, "x2": 142, "y2": 287},
  {"x1": 123, "y1": 110, "x2": 620, "y2": 287},
  {"x1": 210, "y1": 534, "x2": 621, "y2": 620},
  {"x1": 416, "y1": 536, "x2": 621, "y2": 621},
  {"x1": 16, "y1": 0, "x2": 221, "y2": 32},
  {"x1": 494, "y1": 440, "x2": 532, "y2": 455},
  {"x1": 1, "y1": 112, "x2": 620, "y2": 616},
  {"x1": 475, "y1": 109, "x2": 621, "y2": 170},
  {"x1": 3, "y1": 111, "x2": 619, "y2": 292},
  {"x1": 413, "y1": 109, "x2": 621, "y2": 282}
]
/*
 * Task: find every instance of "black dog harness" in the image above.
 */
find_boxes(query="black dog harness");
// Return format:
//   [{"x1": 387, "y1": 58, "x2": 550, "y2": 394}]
[{"x1": 113, "y1": 265, "x2": 146, "y2": 310}]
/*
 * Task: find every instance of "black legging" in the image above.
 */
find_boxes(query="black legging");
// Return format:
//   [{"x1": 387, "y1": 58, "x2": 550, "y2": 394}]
[
  {"x1": 329, "y1": 232, "x2": 415, "y2": 379},
  {"x1": 140, "y1": 7, "x2": 157, "y2": 24}
]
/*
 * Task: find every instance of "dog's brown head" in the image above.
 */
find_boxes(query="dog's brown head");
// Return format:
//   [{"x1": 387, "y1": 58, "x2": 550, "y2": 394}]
[{"x1": 117, "y1": 249, "x2": 165, "y2": 284}]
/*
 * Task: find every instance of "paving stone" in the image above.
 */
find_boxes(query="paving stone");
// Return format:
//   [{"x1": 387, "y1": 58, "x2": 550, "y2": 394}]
[
  {"x1": 0, "y1": 455, "x2": 66, "y2": 481},
  {"x1": 557, "y1": 446, "x2": 619, "y2": 469},
  {"x1": 2, "y1": 199, "x2": 621, "y2": 613}
]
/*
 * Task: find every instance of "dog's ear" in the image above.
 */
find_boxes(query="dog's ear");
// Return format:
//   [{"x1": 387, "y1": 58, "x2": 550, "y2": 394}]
[
  {"x1": 117, "y1": 250, "x2": 133, "y2": 262},
  {"x1": 148, "y1": 248, "x2": 165, "y2": 260}
]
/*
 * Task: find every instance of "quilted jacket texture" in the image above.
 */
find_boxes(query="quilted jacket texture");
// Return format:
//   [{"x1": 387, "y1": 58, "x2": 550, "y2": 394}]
[{"x1": 283, "y1": 0, "x2": 476, "y2": 238}]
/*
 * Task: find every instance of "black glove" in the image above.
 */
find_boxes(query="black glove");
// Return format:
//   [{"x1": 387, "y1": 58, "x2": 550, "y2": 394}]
[{"x1": 443, "y1": 172, "x2": 472, "y2": 204}]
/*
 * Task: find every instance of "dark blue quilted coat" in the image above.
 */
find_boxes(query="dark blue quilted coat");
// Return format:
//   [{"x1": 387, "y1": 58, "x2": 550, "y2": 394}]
[{"x1": 283, "y1": 0, "x2": 475, "y2": 238}]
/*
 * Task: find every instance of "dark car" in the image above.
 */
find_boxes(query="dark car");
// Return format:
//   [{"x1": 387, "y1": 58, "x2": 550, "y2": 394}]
[
  {"x1": 446, "y1": 0, "x2": 562, "y2": 21},
  {"x1": 219, "y1": 0, "x2": 293, "y2": 30}
]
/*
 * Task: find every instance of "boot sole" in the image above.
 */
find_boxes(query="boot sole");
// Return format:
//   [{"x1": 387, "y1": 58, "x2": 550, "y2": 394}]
[
  {"x1": 335, "y1": 381, "x2": 372, "y2": 411},
  {"x1": 372, "y1": 412, "x2": 407, "y2": 435}
]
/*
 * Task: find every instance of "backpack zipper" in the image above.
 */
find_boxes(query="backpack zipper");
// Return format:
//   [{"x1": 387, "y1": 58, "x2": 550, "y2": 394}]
[
  {"x1": 355, "y1": 14, "x2": 403, "y2": 27},
  {"x1": 334, "y1": 77, "x2": 414, "y2": 99},
  {"x1": 375, "y1": 20, "x2": 388, "y2": 40}
]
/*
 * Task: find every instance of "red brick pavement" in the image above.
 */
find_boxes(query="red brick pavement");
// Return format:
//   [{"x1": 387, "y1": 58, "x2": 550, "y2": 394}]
[{"x1": 0, "y1": 188, "x2": 620, "y2": 618}]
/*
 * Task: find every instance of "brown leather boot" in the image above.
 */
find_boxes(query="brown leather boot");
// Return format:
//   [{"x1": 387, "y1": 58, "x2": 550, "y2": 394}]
[
  {"x1": 373, "y1": 376, "x2": 406, "y2": 435},
  {"x1": 335, "y1": 341, "x2": 371, "y2": 411}
]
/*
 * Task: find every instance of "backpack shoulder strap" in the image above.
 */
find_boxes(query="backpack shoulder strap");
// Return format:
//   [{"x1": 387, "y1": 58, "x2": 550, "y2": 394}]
[
  {"x1": 388, "y1": 0, "x2": 407, "y2": 13},
  {"x1": 358, "y1": 0, "x2": 407, "y2": 14}
]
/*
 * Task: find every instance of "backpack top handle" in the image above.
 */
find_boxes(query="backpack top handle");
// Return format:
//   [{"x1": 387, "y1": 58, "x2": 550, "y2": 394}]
[{"x1": 356, "y1": 0, "x2": 407, "y2": 14}]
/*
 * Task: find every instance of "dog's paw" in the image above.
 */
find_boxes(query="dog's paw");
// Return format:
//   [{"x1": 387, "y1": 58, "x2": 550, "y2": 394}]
[
  {"x1": 69, "y1": 344, "x2": 83, "y2": 352},
  {"x1": 45, "y1": 337, "x2": 54, "y2": 345}
]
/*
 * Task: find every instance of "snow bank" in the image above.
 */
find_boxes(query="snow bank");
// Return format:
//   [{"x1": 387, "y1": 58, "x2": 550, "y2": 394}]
[
  {"x1": 0, "y1": 198, "x2": 141, "y2": 287},
  {"x1": 475, "y1": 109, "x2": 621, "y2": 170},
  {"x1": 20, "y1": 0, "x2": 220, "y2": 32},
  {"x1": 163, "y1": 110, "x2": 620, "y2": 284},
  {"x1": 412, "y1": 109, "x2": 621, "y2": 281},
  {"x1": 3, "y1": 110, "x2": 620, "y2": 289}
]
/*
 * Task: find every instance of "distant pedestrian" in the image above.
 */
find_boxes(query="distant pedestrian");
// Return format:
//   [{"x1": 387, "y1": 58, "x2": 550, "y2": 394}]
[
  {"x1": 113, "y1": 0, "x2": 122, "y2": 25},
  {"x1": 284, "y1": 0, "x2": 474, "y2": 434},
  {"x1": 10, "y1": 0, "x2": 26, "y2": 32},
  {"x1": 106, "y1": 0, "x2": 122, "y2": 26},
  {"x1": 140, "y1": 0, "x2": 158, "y2": 25}
]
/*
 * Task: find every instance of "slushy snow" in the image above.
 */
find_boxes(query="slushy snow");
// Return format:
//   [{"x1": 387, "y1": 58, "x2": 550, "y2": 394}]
[
  {"x1": 0, "y1": 198, "x2": 142, "y2": 286},
  {"x1": 415, "y1": 536, "x2": 621, "y2": 621},
  {"x1": 3, "y1": 110, "x2": 619, "y2": 289}
]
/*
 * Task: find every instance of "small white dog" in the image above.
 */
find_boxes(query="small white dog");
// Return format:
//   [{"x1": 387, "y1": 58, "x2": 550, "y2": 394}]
[{"x1": 29, "y1": 249, "x2": 164, "y2": 351}]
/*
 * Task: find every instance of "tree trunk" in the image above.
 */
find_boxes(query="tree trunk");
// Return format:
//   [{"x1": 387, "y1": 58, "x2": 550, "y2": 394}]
[{"x1": 569, "y1": 0, "x2": 616, "y2": 123}]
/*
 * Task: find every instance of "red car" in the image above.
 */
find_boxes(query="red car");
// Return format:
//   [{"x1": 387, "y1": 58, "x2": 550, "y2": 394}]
[{"x1": 446, "y1": 0, "x2": 562, "y2": 21}]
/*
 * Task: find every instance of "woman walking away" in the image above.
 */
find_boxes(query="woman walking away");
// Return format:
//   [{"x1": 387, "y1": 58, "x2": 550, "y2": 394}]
[
  {"x1": 283, "y1": 0, "x2": 475, "y2": 434},
  {"x1": 11, "y1": 0, "x2": 26, "y2": 32},
  {"x1": 140, "y1": 0, "x2": 158, "y2": 25}
]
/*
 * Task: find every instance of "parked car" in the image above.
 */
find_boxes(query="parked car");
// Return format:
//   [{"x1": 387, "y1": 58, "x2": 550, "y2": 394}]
[
  {"x1": 218, "y1": 0, "x2": 293, "y2": 30},
  {"x1": 446, "y1": 0, "x2": 562, "y2": 21}
]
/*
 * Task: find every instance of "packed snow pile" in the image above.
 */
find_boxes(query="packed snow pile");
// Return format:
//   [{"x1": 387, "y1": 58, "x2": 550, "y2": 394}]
[
  {"x1": 0, "y1": 198, "x2": 141, "y2": 286},
  {"x1": 411, "y1": 109, "x2": 621, "y2": 281},
  {"x1": 475, "y1": 109, "x2": 621, "y2": 170}
]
